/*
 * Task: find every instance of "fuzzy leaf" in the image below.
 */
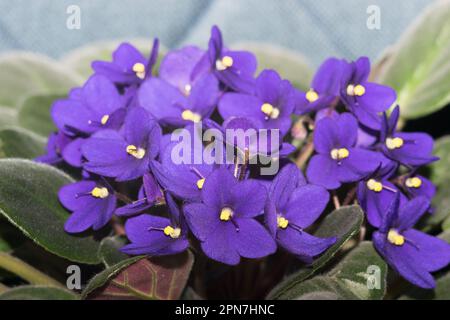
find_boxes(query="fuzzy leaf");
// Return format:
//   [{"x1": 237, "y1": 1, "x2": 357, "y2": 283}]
[
  {"x1": 267, "y1": 205, "x2": 364, "y2": 299},
  {"x1": 375, "y1": 1, "x2": 450, "y2": 119},
  {"x1": 84, "y1": 251, "x2": 194, "y2": 300},
  {"x1": 0, "y1": 285, "x2": 79, "y2": 300},
  {"x1": 0, "y1": 159, "x2": 100, "y2": 264},
  {"x1": 97, "y1": 236, "x2": 128, "y2": 268},
  {"x1": 0, "y1": 127, "x2": 46, "y2": 159},
  {"x1": 0, "y1": 107, "x2": 17, "y2": 128}
]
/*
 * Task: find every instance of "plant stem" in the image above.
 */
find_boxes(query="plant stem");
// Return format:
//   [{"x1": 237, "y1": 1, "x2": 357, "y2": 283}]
[
  {"x1": 332, "y1": 192, "x2": 341, "y2": 209},
  {"x1": 0, "y1": 252, "x2": 63, "y2": 288},
  {"x1": 295, "y1": 137, "x2": 314, "y2": 169}
]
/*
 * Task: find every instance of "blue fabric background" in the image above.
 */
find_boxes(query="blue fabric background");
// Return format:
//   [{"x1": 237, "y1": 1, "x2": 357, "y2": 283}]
[{"x1": 0, "y1": 0, "x2": 430, "y2": 66}]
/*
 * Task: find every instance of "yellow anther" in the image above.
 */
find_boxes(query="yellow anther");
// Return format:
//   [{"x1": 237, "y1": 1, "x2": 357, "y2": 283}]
[
  {"x1": 387, "y1": 229, "x2": 405, "y2": 246},
  {"x1": 261, "y1": 103, "x2": 280, "y2": 119},
  {"x1": 386, "y1": 137, "x2": 404, "y2": 150},
  {"x1": 196, "y1": 178, "x2": 205, "y2": 190},
  {"x1": 330, "y1": 148, "x2": 350, "y2": 160},
  {"x1": 132, "y1": 62, "x2": 146, "y2": 79},
  {"x1": 100, "y1": 114, "x2": 109, "y2": 125},
  {"x1": 277, "y1": 216, "x2": 289, "y2": 229},
  {"x1": 216, "y1": 56, "x2": 234, "y2": 71},
  {"x1": 353, "y1": 84, "x2": 366, "y2": 96},
  {"x1": 346, "y1": 84, "x2": 366, "y2": 97},
  {"x1": 163, "y1": 226, "x2": 181, "y2": 239},
  {"x1": 181, "y1": 109, "x2": 202, "y2": 123},
  {"x1": 91, "y1": 187, "x2": 109, "y2": 198},
  {"x1": 126, "y1": 145, "x2": 146, "y2": 159},
  {"x1": 220, "y1": 207, "x2": 233, "y2": 221},
  {"x1": 366, "y1": 179, "x2": 383, "y2": 192},
  {"x1": 305, "y1": 89, "x2": 319, "y2": 103},
  {"x1": 405, "y1": 177, "x2": 422, "y2": 188}
]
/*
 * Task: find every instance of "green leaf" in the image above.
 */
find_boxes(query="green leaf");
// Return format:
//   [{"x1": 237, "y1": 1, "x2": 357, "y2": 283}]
[
  {"x1": 430, "y1": 135, "x2": 450, "y2": 184},
  {"x1": 232, "y1": 42, "x2": 313, "y2": 91},
  {"x1": 277, "y1": 242, "x2": 387, "y2": 300},
  {"x1": 17, "y1": 94, "x2": 61, "y2": 137},
  {"x1": 0, "y1": 285, "x2": 79, "y2": 300},
  {"x1": 0, "y1": 159, "x2": 100, "y2": 264},
  {"x1": 0, "y1": 127, "x2": 46, "y2": 159},
  {"x1": 375, "y1": 1, "x2": 450, "y2": 119},
  {"x1": 84, "y1": 251, "x2": 194, "y2": 300},
  {"x1": 97, "y1": 236, "x2": 128, "y2": 268},
  {"x1": 60, "y1": 39, "x2": 167, "y2": 78},
  {"x1": 267, "y1": 205, "x2": 364, "y2": 299},
  {"x1": 0, "y1": 53, "x2": 81, "y2": 108}
]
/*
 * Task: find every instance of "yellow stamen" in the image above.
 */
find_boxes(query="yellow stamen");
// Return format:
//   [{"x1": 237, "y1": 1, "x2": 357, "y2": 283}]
[
  {"x1": 91, "y1": 187, "x2": 109, "y2": 198},
  {"x1": 405, "y1": 177, "x2": 422, "y2": 188},
  {"x1": 132, "y1": 62, "x2": 146, "y2": 79},
  {"x1": 100, "y1": 114, "x2": 109, "y2": 125},
  {"x1": 163, "y1": 226, "x2": 181, "y2": 239},
  {"x1": 387, "y1": 229, "x2": 405, "y2": 246},
  {"x1": 330, "y1": 148, "x2": 350, "y2": 160},
  {"x1": 386, "y1": 137, "x2": 404, "y2": 150},
  {"x1": 366, "y1": 179, "x2": 383, "y2": 192},
  {"x1": 216, "y1": 56, "x2": 234, "y2": 71},
  {"x1": 181, "y1": 109, "x2": 201, "y2": 123},
  {"x1": 220, "y1": 207, "x2": 233, "y2": 221},
  {"x1": 260, "y1": 103, "x2": 280, "y2": 119},
  {"x1": 353, "y1": 84, "x2": 366, "y2": 96},
  {"x1": 126, "y1": 145, "x2": 146, "y2": 159},
  {"x1": 196, "y1": 178, "x2": 205, "y2": 190},
  {"x1": 277, "y1": 216, "x2": 289, "y2": 229},
  {"x1": 305, "y1": 89, "x2": 319, "y2": 103}
]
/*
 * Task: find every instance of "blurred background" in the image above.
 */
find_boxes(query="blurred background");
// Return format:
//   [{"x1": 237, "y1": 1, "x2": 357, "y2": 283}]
[{"x1": 0, "y1": 0, "x2": 431, "y2": 66}]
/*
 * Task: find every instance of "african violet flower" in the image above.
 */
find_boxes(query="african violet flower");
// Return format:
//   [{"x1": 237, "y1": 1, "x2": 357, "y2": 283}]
[
  {"x1": 52, "y1": 74, "x2": 126, "y2": 136},
  {"x1": 295, "y1": 58, "x2": 343, "y2": 114},
  {"x1": 306, "y1": 113, "x2": 382, "y2": 189},
  {"x1": 193, "y1": 25, "x2": 257, "y2": 93},
  {"x1": 340, "y1": 57, "x2": 396, "y2": 130},
  {"x1": 218, "y1": 69, "x2": 296, "y2": 136},
  {"x1": 380, "y1": 106, "x2": 438, "y2": 166},
  {"x1": 115, "y1": 172, "x2": 164, "y2": 216},
  {"x1": 265, "y1": 164, "x2": 336, "y2": 262},
  {"x1": 373, "y1": 194, "x2": 450, "y2": 289},
  {"x1": 82, "y1": 107, "x2": 161, "y2": 181},
  {"x1": 36, "y1": 131, "x2": 72, "y2": 165},
  {"x1": 59, "y1": 180, "x2": 116, "y2": 233},
  {"x1": 184, "y1": 167, "x2": 276, "y2": 265},
  {"x1": 402, "y1": 173, "x2": 436, "y2": 200},
  {"x1": 92, "y1": 39, "x2": 159, "y2": 86},
  {"x1": 121, "y1": 193, "x2": 189, "y2": 256}
]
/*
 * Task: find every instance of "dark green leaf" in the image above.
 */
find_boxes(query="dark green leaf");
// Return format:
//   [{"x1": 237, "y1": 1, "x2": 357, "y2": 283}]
[
  {"x1": 0, "y1": 285, "x2": 79, "y2": 300},
  {"x1": 84, "y1": 251, "x2": 194, "y2": 300},
  {"x1": 375, "y1": 1, "x2": 450, "y2": 119},
  {"x1": 0, "y1": 159, "x2": 100, "y2": 264},
  {"x1": 97, "y1": 236, "x2": 128, "y2": 268},
  {"x1": 267, "y1": 205, "x2": 364, "y2": 299},
  {"x1": 277, "y1": 242, "x2": 387, "y2": 300},
  {"x1": 0, "y1": 127, "x2": 46, "y2": 159},
  {"x1": 232, "y1": 42, "x2": 313, "y2": 91},
  {"x1": 0, "y1": 53, "x2": 81, "y2": 108},
  {"x1": 17, "y1": 94, "x2": 61, "y2": 137}
]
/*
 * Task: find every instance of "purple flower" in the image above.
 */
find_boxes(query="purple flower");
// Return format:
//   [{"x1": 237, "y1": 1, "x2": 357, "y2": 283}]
[
  {"x1": 59, "y1": 180, "x2": 116, "y2": 233},
  {"x1": 121, "y1": 193, "x2": 189, "y2": 256},
  {"x1": 194, "y1": 25, "x2": 257, "y2": 93},
  {"x1": 402, "y1": 173, "x2": 436, "y2": 200},
  {"x1": 340, "y1": 57, "x2": 396, "y2": 130},
  {"x1": 82, "y1": 107, "x2": 161, "y2": 181},
  {"x1": 295, "y1": 58, "x2": 343, "y2": 114},
  {"x1": 184, "y1": 168, "x2": 276, "y2": 265},
  {"x1": 380, "y1": 106, "x2": 438, "y2": 166},
  {"x1": 51, "y1": 75, "x2": 126, "y2": 136},
  {"x1": 151, "y1": 125, "x2": 217, "y2": 202},
  {"x1": 306, "y1": 113, "x2": 382, "y2": 189},
  {"x1": 373, "y1": 194, "x2": 450, "y2": 289},
  {"x1": 265, "y1": 164, "x2": 335, "y2": 262},
  {"x1": 92, "y1": 39, "x2": 159, "y2": 86},
  {"x1": 218, "y1": 69, "x2": 295, "y2": 136},
  {"x1": 36, "y1": 132, "x2": 72, "y2": 165},
  {"x1": 115, "y1": 172, "x2": 164, "y2": 216}
]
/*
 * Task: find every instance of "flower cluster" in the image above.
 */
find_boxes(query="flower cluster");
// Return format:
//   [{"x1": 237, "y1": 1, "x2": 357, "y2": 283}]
[{"x1": 37, "y1": 26, "x2": 450, "y2": 289}]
